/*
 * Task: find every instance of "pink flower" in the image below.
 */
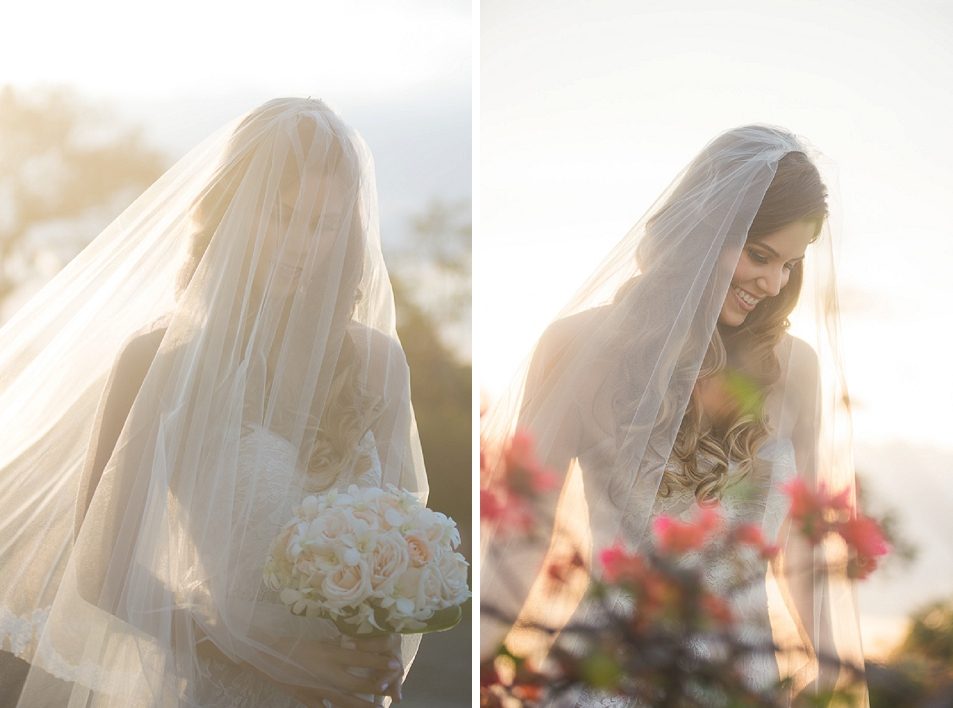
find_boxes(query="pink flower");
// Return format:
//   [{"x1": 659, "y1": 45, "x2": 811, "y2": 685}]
[
  {"x1": 781, "y1": 477, "x2": 821, "y2": 519},
  {"x1": 652, "y1": 507, "x2": 722, "y2": 554},
  {"x1": 599, "y1": 544, "x2": 648, "y2": 585},
  {"x1": 504, "y1": 431, "x2": 560, "y2": 496},
  {"x1": 699, "y1": 592, "x2": 734, "y2": 626},
  {"x1": 838, "y1": 515, "x2": 889, "y2": 559},
  {"x1": 732, "y1": 523, "x2": 779, "y2": 560},
  {"x1": 480, "y1": 488, "x2": 533, "y2": 532},
  {"x1": 782, "y1": 478, "x2": 853, "y2": 543},
  {"x1": 838, "y1": 515, "x2": 890, "y2": 579}
]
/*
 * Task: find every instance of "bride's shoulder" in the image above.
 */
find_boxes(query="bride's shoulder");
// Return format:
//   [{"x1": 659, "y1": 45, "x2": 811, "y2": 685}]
[
  {"x1": 776, "y1": 332, "x2": 819, "y2": 378},
  {"x1": 111, "y1": 318, "x2": 169, "y2": 375},
  {"x1": 775, "y1": 332, "x2": 820, "y2": 418},
  {"x1": 345, "y1": 322, "x2": 406, "y2": 365},
  {"x1": 344, "y1": 323, "x2": 410, "y2": 399},
  {"x1": 537, "y1": 305, "x2": 613, "y2": 355}
]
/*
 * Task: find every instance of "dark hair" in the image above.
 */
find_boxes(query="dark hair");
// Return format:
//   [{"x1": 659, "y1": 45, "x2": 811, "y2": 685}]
[
  {"x1": 729, "y1": 150, "x2": 828, "y2": 351},
  {"x1": 669, "y1": 150, "x2": 829, "y2": 502}
]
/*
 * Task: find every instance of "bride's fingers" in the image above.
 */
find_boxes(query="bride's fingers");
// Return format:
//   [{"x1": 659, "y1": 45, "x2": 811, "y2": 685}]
[
  {"x1": 288, "y1": 685, "x2": 380, "y2": 708},
  {"x1": 274, "y1": 637, "x2": 400, "y2": 673},
  {"x1": 350, "y1": 634, "x2": 399, "y2": 654},
  {"x1": 324, "y1": 646, "x2": 402, "y2": 672}
]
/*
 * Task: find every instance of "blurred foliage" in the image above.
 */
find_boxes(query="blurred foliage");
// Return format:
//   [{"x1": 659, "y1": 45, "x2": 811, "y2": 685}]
[
  {"x1": 868, "y1": 596, "x2": 953, "y2": 707},
  {"x1": 390, "y1": 198, "x2": 471, "y2": 356},
  {"x1": 0, "y1": 85, "x2": 166, "y2": 303},
  {"x1": 855, "y1": 469, "x2": 918, "y2": 574},
  {"x1": 388, "y1": 200, "x2": 472, "y2": 558}
]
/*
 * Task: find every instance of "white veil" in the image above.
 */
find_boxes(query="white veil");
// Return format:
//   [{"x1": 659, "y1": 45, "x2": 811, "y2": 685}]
[
  {"x1": 0, "y1": 97, "x2": 427, "y2": 705},
  {"x1": 481, "y1": 126, "x2": 865, "y2": 703}
]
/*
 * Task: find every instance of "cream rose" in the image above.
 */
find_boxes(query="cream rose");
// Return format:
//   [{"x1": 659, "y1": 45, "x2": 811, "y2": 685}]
[
  {"x1": 321, "y1": 559, "x2": 372, "y2": 611},
  {"x1": 405, "y1": 533, "x2": 433, "y2": 568},
  {"x1": 432, "y1": 549, "x2": 470, "y2": 605},
  {"x1": 369, "y1": 530, "x2": 409, "y2": 595}
]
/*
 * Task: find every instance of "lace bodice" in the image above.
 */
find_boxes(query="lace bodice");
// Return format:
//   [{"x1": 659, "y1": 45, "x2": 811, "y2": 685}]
[
  {"x1": 195, "y1": 423, "x2": 384, "y2": 708},
  {"x1": 650, "y1": 437, "x2": 795, "y2": 540}
]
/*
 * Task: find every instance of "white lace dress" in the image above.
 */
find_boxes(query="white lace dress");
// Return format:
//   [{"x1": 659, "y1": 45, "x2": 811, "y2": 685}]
[
  {"x1": 193, "y1": 422, "x2": 384, "y2": 708},
  {"x1": 571, "y1": 438, "x2": 798, "y2": 708}
]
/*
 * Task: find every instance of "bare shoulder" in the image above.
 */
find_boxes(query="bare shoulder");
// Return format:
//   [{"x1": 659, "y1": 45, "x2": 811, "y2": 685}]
[
  {"x1": 345, "y1": 322, "x2": 408, "y2": 376},
  {"x1": 112, "y1": 321, "x2": 168, "y2": 380},
  {"x1": 536, "y1": 305, "x2": 613, "y2": 362},
  {"x1": 776, "y1": 332, "x2": 819, "y2": 421},
  {"x1": 779, "y1": 332, "x2": 819, "y2": 378}
]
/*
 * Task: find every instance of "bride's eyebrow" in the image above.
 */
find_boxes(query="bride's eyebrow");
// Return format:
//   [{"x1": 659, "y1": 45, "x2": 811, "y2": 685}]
[{"x1": 750, "y1": 242, "x2": 804, "y2": 262}]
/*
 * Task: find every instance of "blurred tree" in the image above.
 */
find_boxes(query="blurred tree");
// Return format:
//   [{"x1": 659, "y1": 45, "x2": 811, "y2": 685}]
[
  {"x1": 389, "y1": 200, "x2": 472, "y2": 708},
  {"x1": 388, "y1": 199, "x2": 472, "y2": 558},
  {"x1": 0, "y1": 86, "x2": 166, "y2": 308},
  {"x1": 868, "y1": 596, "x2": 953, "y2": 707},
  {"x1": 391, "y1": 198, "x2": 471, "y2": 357}
]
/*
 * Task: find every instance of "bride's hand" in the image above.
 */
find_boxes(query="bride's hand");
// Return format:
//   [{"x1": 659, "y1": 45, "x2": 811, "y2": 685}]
[{"x1": 268, "y1": 633, "x2": 404, "y2": 707}]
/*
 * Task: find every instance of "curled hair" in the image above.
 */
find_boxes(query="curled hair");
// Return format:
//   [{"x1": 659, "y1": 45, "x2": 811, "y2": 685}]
[
  {"x1": 664, "y1": 151, "x2": 826, "y2": 502},
  {"x1": 613, "y1": 149, "x2": 827, "y2": 504}
]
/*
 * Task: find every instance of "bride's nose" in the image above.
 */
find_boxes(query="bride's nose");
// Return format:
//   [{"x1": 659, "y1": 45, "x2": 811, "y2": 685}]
[{"x1": 756, "y1": 267, "x2": 784, "y2": 297}]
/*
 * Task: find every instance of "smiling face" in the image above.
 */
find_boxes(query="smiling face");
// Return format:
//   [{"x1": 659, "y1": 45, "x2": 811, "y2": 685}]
[{"x1": 719, "y1": 219, "x2": 816, "y2": 327}]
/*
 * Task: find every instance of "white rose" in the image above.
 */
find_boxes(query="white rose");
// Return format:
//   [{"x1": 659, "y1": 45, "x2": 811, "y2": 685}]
[
  {"x1": 305, "y1": 508, "x2": 370, "y2": 551},
  {"x1": 321, "y1": 559, "x2": 372, "y2": 611},
  {"x1": 391, "y1": 565, "x2": 427, "y2": 617},
  {"x1": 431, "y1": 550, "x2": 470, "y2": 606},
  {"x1": 296, "y1": 495, "x2": 321, "y2": 521},
  {"x1": 368, "y1": 530, "x2": 410, "y2": 596}
]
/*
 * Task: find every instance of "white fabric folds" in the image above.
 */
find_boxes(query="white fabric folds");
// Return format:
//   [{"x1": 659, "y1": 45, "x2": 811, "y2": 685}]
[{"x1": 0, "y1": 98, "x2": 427, "y2": 706}]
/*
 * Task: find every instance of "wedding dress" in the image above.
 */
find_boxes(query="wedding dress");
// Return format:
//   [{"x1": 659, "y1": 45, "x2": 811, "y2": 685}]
[
  {"x1": 194, "y1": 422, "x2": 384, "y2": 708},
  {"x1": 0, "y1": 98, "x2": 428, "y2": 706}
]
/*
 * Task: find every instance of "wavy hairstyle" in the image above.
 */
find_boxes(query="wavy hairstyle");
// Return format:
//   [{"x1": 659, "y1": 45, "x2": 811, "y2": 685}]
[
  {"x1": 661, "y1": 151, "x2": 827, "y2": 502},
  {"x1": 609, "y1": 145, "x2": 828, "y2": 504}
]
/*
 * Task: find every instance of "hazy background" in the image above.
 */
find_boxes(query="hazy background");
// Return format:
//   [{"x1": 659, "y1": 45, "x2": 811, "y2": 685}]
[
  {"x1": 479, "y1": 0, "x2": 952, "y2": 670},
  {"x1": 0, "y1": 1, "x2": 471, "y2": 704}
]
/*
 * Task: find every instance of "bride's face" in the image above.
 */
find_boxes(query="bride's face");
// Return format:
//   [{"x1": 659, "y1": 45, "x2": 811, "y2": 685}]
[
  {"x1": 256, "y1": 163, "x2": 352, "y2": 302},
  {"x1": 719, "y1": 219, "x2": 815, "y2": 327}
]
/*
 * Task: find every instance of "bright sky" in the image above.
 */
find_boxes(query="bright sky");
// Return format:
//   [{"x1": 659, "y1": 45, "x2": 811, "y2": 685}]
[
  {"x1": 1, "y1": 1, "x2": 468, "y2": 99},
  {"x1": 0, "y1": 0, "x2": 471, "y2": 248},
  {"x1": 478, "y1": 0, "x2": 952, "y2": 446},
  {"x1": 478, "y1": 0, "x2": 953, "y2": 648}
]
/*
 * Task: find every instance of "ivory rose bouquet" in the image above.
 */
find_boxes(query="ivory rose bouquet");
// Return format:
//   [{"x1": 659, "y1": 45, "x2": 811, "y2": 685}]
[{"x1": 264, "y1": 484, "x2": 469, "y2": 635}]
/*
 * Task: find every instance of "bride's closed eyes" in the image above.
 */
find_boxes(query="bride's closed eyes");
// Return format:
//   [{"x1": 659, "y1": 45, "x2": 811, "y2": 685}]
[{"x1": 746, "y1": 246, "x2": 801, "y2": 271}]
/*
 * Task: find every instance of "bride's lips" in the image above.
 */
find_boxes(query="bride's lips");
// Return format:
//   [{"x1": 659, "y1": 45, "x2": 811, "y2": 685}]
[{"x1": 732, "y1": 286, "x2": 761, "y2": 312}]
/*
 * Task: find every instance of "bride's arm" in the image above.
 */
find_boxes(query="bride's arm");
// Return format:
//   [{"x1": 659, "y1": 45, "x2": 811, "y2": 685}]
[
  {"x1": 73, "y1": 327, "x2": 165, "y2": 540},
  {"x1": 481, "y1": 316, "x2": 582, "y2": 659},
  {"x1": 360, "y1": 327, "x2": 419, "y2": 491},
  {"x1": 775, "y1": 336, "x2": 839, "y2": 694}
]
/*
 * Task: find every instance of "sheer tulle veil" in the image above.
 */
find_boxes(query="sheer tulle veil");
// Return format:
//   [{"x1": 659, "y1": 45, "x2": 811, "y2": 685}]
[
  {"x1": 481, "y1": 125, "x2": 866, "y2": 703},
  {"x1": 0, "y1": 98, "x2": 427, "y2": 705}
]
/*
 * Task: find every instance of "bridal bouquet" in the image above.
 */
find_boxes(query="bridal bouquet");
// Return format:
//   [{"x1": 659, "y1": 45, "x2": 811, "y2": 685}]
[{"x1": 263, "y1": 484, "x2": 469, "y2": 635}]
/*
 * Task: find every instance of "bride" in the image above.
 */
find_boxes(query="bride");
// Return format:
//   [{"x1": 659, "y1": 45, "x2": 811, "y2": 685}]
[
  {"x1": 0, "y1": 98, "x2": 427, "y2": 707},
  {"x1": 481, "y1": 126, "x2": 867, "y2": 705}
]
